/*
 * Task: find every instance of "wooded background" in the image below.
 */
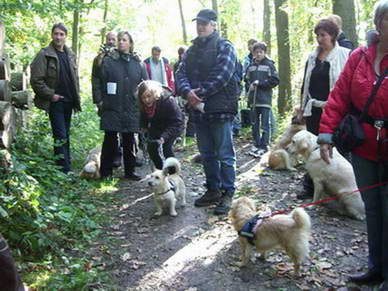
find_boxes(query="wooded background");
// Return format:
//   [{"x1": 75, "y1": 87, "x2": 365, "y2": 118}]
[{"x1": 0, "y1": 0, "x2": 378, "y2": 116}]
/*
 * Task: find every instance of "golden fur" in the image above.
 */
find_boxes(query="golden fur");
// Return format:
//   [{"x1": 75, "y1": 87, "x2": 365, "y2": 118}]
[
  {"x1": 79, "y1": 146, "x2": 101, "y2": 179},
  {"x1": 229, "y1": 197, "x2": 311, "y2": 276}
]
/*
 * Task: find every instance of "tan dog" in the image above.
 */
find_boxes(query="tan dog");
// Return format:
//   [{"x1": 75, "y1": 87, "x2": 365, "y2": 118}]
[
  {"x1": 142, "y1": 157, "x2": 186, "y2": 217},
  {"x1": 287, "y1": 130, "x2": 365, "y2": 220},
  {"x1": 80, "y1": 146, "x2": 101, "y2": 179},
  {"x1": 268, "y1": 108, "x2": 306, "y2": 170},
  {"x1": 229, "y1": 197, "x2": 311, "y2": 277}
]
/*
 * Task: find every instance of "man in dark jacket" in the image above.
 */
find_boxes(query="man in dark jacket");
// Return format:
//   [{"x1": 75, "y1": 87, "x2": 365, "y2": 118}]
[
  {"x1": 92, "y1": 30, "x2": 148, "y2": 180},
  {"x1": 328, "y1": 14, "x2": 354, "y2": 50},
  {"x1": 176, "y1": 9, "x2": 239, "y2": 215},
  {"x1": 30, "y1": 23, "x2": 81, "y2": 173},
  {"x1": 246, "y1": 42, "x2": 279, "y2": 155}
]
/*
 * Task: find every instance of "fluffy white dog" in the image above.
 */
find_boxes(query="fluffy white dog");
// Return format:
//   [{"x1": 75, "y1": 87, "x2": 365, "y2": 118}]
[
  {"x1": 287, "y1": 130, "x2": 365, "y2": 220},
  {"x1": 142, "y1": 157, "x2": 186, "y2": 217},
  {"x1": 229, "y1": 197, "x2": 311, "y2": 277},
  {"x1": 80, "y1": 146, "x2": 101, "y2": 179}
]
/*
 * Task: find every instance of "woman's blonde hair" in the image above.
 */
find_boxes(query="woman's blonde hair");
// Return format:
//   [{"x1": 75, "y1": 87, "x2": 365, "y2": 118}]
[
  {"x1": 137, "y1": 80, "x2": 163, "y2": 104},
  {"x1": 117, "y1": 30, "x2": 134, "y2": 53}
]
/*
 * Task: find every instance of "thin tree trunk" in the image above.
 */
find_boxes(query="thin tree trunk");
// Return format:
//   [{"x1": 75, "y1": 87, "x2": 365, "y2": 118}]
[
  {"x1": 332, "y1": 0, "x2": 358, "y2": 47},
  {"x1": 211, "y1": 0, "x2": 218, "y2": 14},
  {"x1": 178, "y1": 0, "x2": 188, "y2": 44},
  {"x1": 101, "y1": 0, "x2": 109, "y2": 44},
  {"x1": 72, "y1": 1, "x2": 80, "y2": 59},
  {"x1": 263, "y1": 0, "x2": 271, "y2": 55},
  {"x1": 274, "y1": 0, "x2": 291, "y2": 116}
]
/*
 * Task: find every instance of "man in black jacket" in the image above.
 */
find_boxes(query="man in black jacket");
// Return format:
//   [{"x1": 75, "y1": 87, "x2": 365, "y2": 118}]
[{"x1": 328, "y1": 14, "x2": 354, "y2": 50}]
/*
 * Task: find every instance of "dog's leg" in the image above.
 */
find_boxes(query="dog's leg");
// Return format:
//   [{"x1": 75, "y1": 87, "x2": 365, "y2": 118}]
[
  {"x1": 169, "y1": 197, "x2": 177, "y2": 217},
  {"x1": 312, "y1": 179, "x2": 324, "y2": 203},
  {"x1": 238, "y1": 238, "x2": 251, "y2": 267},
  {"x1": 181, "y1": 187, "x2": 186, "y2": 207},
  {"x1": 154, "y1": 198, "x2": 163, "y2": 216}
]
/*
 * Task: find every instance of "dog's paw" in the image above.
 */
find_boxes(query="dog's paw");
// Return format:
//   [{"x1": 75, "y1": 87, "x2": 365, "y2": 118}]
[{"x1": 170, "y1": 211, "x2": 178, "y2": 217}]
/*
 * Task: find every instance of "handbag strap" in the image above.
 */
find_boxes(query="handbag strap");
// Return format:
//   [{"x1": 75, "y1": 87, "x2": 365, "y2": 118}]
[{"x1": 360, "y1": 68, "x2": 388, "y2": 121}]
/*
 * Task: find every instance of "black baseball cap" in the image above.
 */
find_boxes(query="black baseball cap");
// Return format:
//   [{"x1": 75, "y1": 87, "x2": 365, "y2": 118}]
[{"x1": 192, "y1": 9, "x2": 217, "y2": 23}]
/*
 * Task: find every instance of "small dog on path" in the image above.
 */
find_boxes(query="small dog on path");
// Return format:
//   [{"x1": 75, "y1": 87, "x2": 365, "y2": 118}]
[
  {"x1": 142, "y1": 157, "x2": 186, "y2": 217},
  {"x1": 80, "y1": 146, "x2": 101, "y2": 179},
  {"x1": 229, "y1": 197, "x2": 311, "y2": 277}
]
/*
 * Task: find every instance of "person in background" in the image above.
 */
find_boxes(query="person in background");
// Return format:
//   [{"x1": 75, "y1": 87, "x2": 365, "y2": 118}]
[
  {"x1": 328, "y1": 14, "x2": 355, "y2": 50},
  {"x1": 92, "y1": 30, "x2": 147, "y2": 180},
  {"x1": 298, "y1": 18, "x2": 350, "y2": 199},
  {"x1": 30, "y1": 23, "x2": 81, "y2": 174},
  {"x1": 138, "y1": 80, "x2": 184, "y2": 169},
  {"x1": 144, "y1": 46, "x2": 175, "y2": 93},
  {"x1": 246, "y1": 42, "x2": 279, "y2": 155},
  {"x1": 176, "y1": 8, "x2": 239, "y2": 215},
  {"x1": 319, "y1": 2, "x2": 388, "y2": 290}
]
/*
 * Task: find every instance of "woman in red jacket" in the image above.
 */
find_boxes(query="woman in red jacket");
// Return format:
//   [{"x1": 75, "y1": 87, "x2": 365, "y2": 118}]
[{"x1": 318, "y1": 1, "x2": 388, "y2": 289}]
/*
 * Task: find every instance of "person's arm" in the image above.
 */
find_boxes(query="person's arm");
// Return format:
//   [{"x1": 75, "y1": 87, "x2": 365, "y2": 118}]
[
  {"x1": 175, "y1": 51, "x2": 193, "y2": 98},
  {"x1": 30, "y1": 50, "x2": 55, "y2": 101},
  {"x1": 140, "y1": 62, "x2": 149, "y2": 81},
  {"x1": 257, "y1": 61, "x2": 279, "y2": 89},
  {"x1": 160, "y1": 97, "x2": 184, "y2": 141},
  {"x1": 198, "y1": 41, "x2": 237, "y2": 97},
  {"x1": 91, "y1": 55, "x2": 103, "y2": 105}
]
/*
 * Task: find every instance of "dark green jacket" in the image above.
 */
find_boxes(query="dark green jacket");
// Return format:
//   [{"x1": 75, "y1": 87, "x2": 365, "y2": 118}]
[
  {"x1": 30, "y1": 42, "x2": 81, "y2": 112},
  {"x1": 92, "y1": 49, "x2": 148, "y2": 132}
]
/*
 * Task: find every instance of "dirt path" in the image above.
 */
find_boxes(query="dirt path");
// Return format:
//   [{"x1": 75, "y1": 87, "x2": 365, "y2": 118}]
[{"x1": 92, "y1": 137, "x2": 373, "y2": 291}]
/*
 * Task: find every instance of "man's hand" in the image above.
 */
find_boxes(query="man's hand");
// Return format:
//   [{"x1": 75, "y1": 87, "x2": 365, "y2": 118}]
[
  {"x1": 52, "y1": 94, "x2": 64, "y2": 102},
  {"x1": 187, "y1": 88, "x2": 202, "y2": 108},
  {"x1": 320, "y1": 143, "x2": 333, "y2": 164}
]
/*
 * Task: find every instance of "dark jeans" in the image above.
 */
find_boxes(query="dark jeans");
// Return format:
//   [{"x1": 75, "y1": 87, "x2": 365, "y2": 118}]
[
  {"x1": 147, "y1": 138, "x2": 175, "y2": 170},
  {"x1": 100, "y1": 131, "x2": 136, "y2": 177},
  {"x1": 252, "y1": 107, "x2": 271, "y2": 149},
  {"x1": 352, "y1": 154, "x2": 388, "y2": 279},
  {"x1": 48, "y1": 101, "x2": 73, "y2": 173}
]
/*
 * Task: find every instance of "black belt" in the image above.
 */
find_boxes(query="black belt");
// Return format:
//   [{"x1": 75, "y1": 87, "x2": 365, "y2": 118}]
[{"x1": 351, "y1": 107, "x2": 388, "y2": 129}]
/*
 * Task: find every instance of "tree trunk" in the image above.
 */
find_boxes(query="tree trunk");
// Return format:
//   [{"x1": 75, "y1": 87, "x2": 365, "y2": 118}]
[
  {"x1": 263, "y1": 0, "x2": 271, "y2": 55},
  {"x1": 100, "y1": 0, "x2": 109, "y2": 44},
  {"x1": 0, "y1": 21, "x2": 4, "y2": 58},
  {"x1": 178, "y1": 0, "x2": 188, "y2": 44},
  {"x1": 211, "y1": 0, "x2": 218, "y2": 14},
  {"x1": 0, "y1": 80, "x2": 11, "y2": 102},
  {"x1": 72, "y1": 0, "x2": 80, "y2": 59},
  {"x1": 11, "y1": 90, "x2": 32, "y2": 110},
  {"x1": 274, "y1": 0, "x2": 292, "y2": 116},
  {"x1": 332, "y1": 0, "x2": 358, "y2": 47},
  {"x1": 0, "y1": 101, "x2": 16, "y2": 149},
  {"x1": 10, "y1": 72, "x2": 27, "y2": 91},
  {"x1": 0, "y1": 56, "x2": 11, "y2": 81}
]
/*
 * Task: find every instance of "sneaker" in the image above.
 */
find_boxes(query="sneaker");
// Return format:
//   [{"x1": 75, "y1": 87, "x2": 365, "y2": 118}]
[
  {"x1": 214, "y1": 194, "x2": 233, "y2": 215},
  {"x1": 194, "y1": 189, "x2": 222, "y2": 207}
]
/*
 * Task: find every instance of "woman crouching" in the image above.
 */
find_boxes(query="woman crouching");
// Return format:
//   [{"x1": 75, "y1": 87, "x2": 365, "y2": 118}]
[{"x1": 138, "y1": 80, "x2": 184, "y2": 169}]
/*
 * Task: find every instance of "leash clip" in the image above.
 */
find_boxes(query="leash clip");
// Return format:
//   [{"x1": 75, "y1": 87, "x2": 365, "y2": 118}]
[{"x1": 374, "y1": 120, "x2": 384, "y2": 141}]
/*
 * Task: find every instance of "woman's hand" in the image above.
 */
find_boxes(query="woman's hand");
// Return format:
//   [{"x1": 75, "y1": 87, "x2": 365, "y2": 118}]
[
  {"x1": 320, "y1": 143, "x2": 333, "y2": 164},
  {"x1": 52, "y1": 94, "x2": 64, "y2": 102}
]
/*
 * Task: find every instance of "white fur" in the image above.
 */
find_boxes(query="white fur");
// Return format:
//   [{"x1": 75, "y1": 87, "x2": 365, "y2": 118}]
[
  {"x1": 80, "y1": 146, "x2": 101, "y2": 179},
  {"x1": 287, "y1": 130, "x2": 365, "y2": 220},
  {"x1": 141, "y1": 157, "x2": 186, "y2": 217}
]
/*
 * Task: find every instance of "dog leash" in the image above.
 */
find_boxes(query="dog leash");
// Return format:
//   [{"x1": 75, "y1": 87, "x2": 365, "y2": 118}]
[{"x1": 270, "y1": 180, "x2": 388, "y2": 217}]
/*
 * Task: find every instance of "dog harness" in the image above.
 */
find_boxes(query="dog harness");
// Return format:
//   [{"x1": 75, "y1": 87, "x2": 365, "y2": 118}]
[
  {"x1": 156, "y1": 180, "x2": 176, "y2": 196},
  {"x1": 238, "y1": 210, "x2": 272, "y2": 246}
]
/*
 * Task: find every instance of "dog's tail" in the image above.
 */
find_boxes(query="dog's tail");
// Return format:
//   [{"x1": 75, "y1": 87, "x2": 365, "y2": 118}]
[
  {"x1": 291, "y1": 208, "x2": 311, "y2": 230},
  {"x1": 163, "y1": 157, "x2": 181, "y2": 175}
]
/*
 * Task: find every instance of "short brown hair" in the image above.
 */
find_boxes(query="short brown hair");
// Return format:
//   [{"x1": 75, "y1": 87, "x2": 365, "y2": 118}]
[
  {"x1": 314, "y1": 19, "x2": 339, "y2": 44},
  {"x1": 252, "y1": 42, "x2": 267, "y2": 52},
  {"x1": 248, "y1": 39, "x2": 257, "y2": 46},
  {"x1": 137, "y1": 80, "x2": 163, "y2": 107},
  {"x1": 117, "y1": 30, "x2": 134, "y2": 53},
  {"x1": 51, "y1": 23, "x2": 68, "y2": 35}
]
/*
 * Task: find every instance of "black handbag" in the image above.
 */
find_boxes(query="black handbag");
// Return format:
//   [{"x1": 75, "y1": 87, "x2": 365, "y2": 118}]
[{"x1": 333, "y1": 68, "x2": 388, "y2": 153}]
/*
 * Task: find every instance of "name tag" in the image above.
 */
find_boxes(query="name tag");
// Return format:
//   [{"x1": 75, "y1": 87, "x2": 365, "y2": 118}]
[{"x1": 107, "y1": 82, "x2": 117, "y2": 95}]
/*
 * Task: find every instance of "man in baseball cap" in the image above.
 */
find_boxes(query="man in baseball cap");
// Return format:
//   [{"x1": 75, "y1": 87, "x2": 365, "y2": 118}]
[{"x1": 192, "y1": 9, "x2": 217, "y2": 24}]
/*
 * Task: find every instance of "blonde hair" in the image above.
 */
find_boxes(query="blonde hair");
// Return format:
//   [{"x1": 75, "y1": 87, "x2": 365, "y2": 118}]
[
  {"x1": 117, "y1": 30, "x2": 134, "y2": 53},
  {"x1": 137, "y1": 80, "x2": 163, "y2": 105}
]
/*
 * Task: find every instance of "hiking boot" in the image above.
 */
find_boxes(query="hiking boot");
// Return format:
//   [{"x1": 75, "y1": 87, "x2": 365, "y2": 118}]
[
  {"x1": 124, "y1": 173, "x2": 142, "y2": 181},
  {"x1": 349, "y1": 270, "x2": 384, "y2": 285},
  {"x1": 214, "y1": 194, "x2": 233, "y2": 215},
  {"x1": 194, "y1": 189, "x2": 222, "y2": 207}
]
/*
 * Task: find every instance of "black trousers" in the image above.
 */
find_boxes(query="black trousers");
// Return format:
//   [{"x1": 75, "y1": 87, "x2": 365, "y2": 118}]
[
  {"x1": 48, "y1": 101, "x2": 73, "y2": 173},
  {"x1": 147, "y1": 138, "x2": 175, "y2": 170},
  {"x1": 100, "y1": 131, "x2": 136, "y2": 177}
]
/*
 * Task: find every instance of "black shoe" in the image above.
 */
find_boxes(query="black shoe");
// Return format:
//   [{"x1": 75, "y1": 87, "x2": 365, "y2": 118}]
[
  {"x1": 194, "y1": 189, "x2": 222, "y2": 207},
  {"x1": 297, "y1": 189, "x2": 314, "y2": 200},
  {"x1": 349, "y1": 270, "x2": 384, "y2": 285},
  {"x1": 125, "y1": 173, "x2": 142, "y2": 181},
  {"x1": 380, "y1": 281, "x2": 388, "y2": 291},
  {"x1": 214, "y1": 194, "x2": 233, "y2": 215}
]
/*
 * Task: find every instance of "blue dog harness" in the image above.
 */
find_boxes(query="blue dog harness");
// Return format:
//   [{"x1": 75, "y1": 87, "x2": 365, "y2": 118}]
[{"x1": 238, "y1": 214, "x2": 270, "y2": 245}]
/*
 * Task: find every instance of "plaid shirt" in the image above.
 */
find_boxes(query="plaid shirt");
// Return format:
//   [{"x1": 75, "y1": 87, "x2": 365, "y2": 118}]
[{"x1": 176, "y1": 34, "x2": 237, "y2": 99}]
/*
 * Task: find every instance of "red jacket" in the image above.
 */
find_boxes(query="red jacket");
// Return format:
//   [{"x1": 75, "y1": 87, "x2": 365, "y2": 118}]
[
  {"x1": 320, "y1": 43, "x2": 388, "y2": 161},
  {"x1": 144, "y1": 57, "x2": 175, "y2": 94}
]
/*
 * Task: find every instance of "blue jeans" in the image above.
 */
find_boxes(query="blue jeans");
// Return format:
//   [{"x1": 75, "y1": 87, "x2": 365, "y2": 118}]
[
  {"x1": 352, "y1": 154, "x2": 388, "y2": 279},
  {"x1": 195, "y1": 118, "x2": 236, "y2": 194},
  {"x1": 48, "y1": 101, "x2": 73, "y2": 173},
  {"x1": 252, "y1": 107, "x2": 270, "y2": 149}
]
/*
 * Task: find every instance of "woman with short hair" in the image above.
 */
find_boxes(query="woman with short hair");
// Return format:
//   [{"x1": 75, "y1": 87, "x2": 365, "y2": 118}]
[
  {"x1": 92, "y1": 30, "x2": 148, "y2": 180},
  {"x1": 138, "y1": 80, "x2": 184, "y2": 170},
  {"x1": 319, "y1": 2, "x2": 388, "y2": 289}
]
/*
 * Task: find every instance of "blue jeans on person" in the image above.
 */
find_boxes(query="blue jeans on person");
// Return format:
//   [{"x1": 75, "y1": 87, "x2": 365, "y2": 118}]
[
  {"x1": 48, "y1": 100, "x2": 73, "y2": 173},
  {"x1": 195, "y1": 117, "x2": 236, "y2": 194},
  {"x1": 269, "y1": 109, "x2": 277, "y2": 139},
  {"x1": 232, "y1": 112, "x2": 241, "y2": 135},
  {"x1": 252, "y1": 106, "x2": 270, "y2": 150},
  {"x1": 352, "y1": 154, "x2": 388, "y2": 280}
]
